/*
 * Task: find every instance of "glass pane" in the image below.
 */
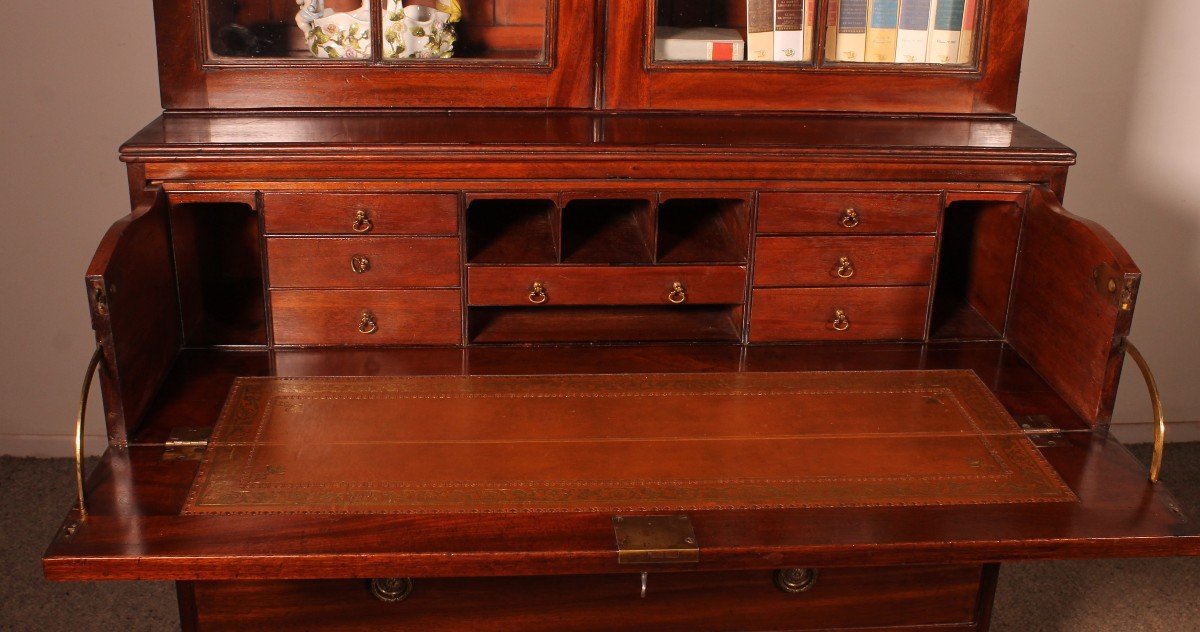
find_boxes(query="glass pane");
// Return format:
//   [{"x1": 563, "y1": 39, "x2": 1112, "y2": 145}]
[
  {"x1": 825, "y1": 0, "x2": 978, "y2": 65},
  {"x1": 207, "y1": 0, "x2": 373, "y2": 60},
  {"x1": 654, "y1": 0, "x2": 816, "y2": 63},
  {"x1": 382, "y1": 0, "x2": 548, "y2": 62}
]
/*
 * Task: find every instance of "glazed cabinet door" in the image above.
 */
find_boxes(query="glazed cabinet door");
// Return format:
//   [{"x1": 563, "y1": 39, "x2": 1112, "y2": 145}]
[
  {"x1": 155, "y1": 0, "x2": 597, "y2": 108},
  {"x1": 604, "y1": 0, "x2": 1028, "y2": 112},
  {"x1": 1009, "y1": 187, "x2": 1140, "y2": 426}
]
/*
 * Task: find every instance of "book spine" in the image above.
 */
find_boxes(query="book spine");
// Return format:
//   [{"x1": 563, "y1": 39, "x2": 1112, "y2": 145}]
[
  {"x1": 774, "y1": 0, "x2": 805, "y2": 61},
  {"x1": 958, "y1": 0, "x2": 977, "y2": 64},
  {"x1": 747, "y1": 0, "x2": 774, "y2": 61},
  {"x1": 894, "y1": 0, "x2": 933, "y2": 63},
  {"x1": 835, "y1": 0, "x2": 868, "y2": 62},
  {"x1": 928, "y1": 0, "x2": 965, "y2": 64},
  {"x1": 826, "y1": 0, "x2": 841, "y2": 61},
  {"x1": 802, "y1": 0, "x2": 816, "y2": 60},
  {"x1": 866, "y1": 0, "x2": 900, "y2": 63}
]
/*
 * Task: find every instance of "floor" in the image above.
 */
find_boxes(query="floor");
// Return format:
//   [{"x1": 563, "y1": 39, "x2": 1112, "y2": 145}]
[{"x1": 2, "y1": 445, "x2": 1198, "y2": 631}]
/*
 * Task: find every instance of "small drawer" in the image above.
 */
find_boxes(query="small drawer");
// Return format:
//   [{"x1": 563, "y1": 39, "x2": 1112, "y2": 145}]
[
  {"x1": 467, "y1": 266, "x2": 747, "y2": 306},
  {"x1": 263, "y1": 193, "x2": 459, "y2": 235},
  {"x1": 271, "y1": 290, "x2": 462, "y2": 346},
  {"x1": 754, "y1": 236, "x2": 936, "y2": 287},
  {"x1": 751, "y1": 287, "x2": 930, "y2": 342},
  {"x1": 267, "y1": 237, "x2": 460, "y2": 289},
  {"x1": 758, "y1": 192, "x2": 941, "y2": 234}
]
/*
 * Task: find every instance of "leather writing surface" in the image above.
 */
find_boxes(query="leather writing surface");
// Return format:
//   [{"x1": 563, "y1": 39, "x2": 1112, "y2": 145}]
[{"x1": 185, "y1": 371, "x2": 1074, "y2": 514}]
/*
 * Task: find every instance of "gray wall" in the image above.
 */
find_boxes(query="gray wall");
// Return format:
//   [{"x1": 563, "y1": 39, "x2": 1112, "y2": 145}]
[{"x1": 1, "y1": 1, "x2": 1197, "y2": 455}]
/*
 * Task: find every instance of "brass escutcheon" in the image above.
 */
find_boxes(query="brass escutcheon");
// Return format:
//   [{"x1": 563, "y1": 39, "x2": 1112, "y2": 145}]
[
  {"x1": 832, "y1": 309, "x2": 850, "y2": 331},
  {"x1": 352, "y1": 209, "x2": 374, "y2": 233},
  {"x1": 358, "y1": 311, "x2": 378, "y2": 334},
  {"x1": 529, "y1": 281, "x2": 548, "y2": 304},
  {"x1": 668, "y1": 281, "x2": 687, "y2": 304},
  {"x1": 351, "y1": 254, "x2": 371, "y2": 274},
  {"x1": 840, "y1": 207, "x2": 860, "y2": 228},
  {"x1": 836, "y1": 256, "x2": 855, "y2": 279},
  {"x1": 774, "y1": 568, "x2": 819, "y2": 594},
  {"x1": 369, "y1": 578, "x2": 413, "y2": 603}
]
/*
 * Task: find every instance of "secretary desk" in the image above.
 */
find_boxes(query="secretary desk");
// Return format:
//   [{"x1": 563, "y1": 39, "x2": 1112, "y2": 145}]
[{"x1": 43, "y1": 0, "x2": 1200, "y2": 630}]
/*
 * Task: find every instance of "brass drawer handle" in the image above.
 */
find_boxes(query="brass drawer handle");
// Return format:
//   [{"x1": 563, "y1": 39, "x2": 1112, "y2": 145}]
[
  {"x1": 840, "y1": 207, "x2": 860, "y2": 228},
  {"x1": 370, "y1": 578, "x2": 413, "y2": 603},
  {"x1": 351, "y1": 254, "x2": 371, "y2": 274},
  {"x1": 832, "y1": 309, "x2": 850, "y2": 331},
  {"x1": 774, "y1": 568, "x2": 818, "y2": 594},
  {"x1": 358, "y1": 311, "x2": 378, "y2": 335},
  {"x1": 668, "y1": 282, "x2": 687, "y2": 304},
  {"x1": 352, "y1": 209, "x2": 374, "y2": 233},
  {"x1": 836, "y1": 256, "x2": 855, "y2": 279},
  {"x1": 529, "y1": 281, "x2": 548, "y2": 304}
]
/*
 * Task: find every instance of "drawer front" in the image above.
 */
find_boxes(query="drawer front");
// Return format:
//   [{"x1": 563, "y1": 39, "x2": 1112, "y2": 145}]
[
  {"x1": 754, "y1": 236, "x2": 937, "y2": 287},
  {"x1": 271, "y1": 290, "x2": 462, "y2": 346},
  {"x1": 190, "y1": 565, "x2": 982, "y2": 631},
  {"x1": 758, "y1": 193, "x2": 941, "y2": 234},
  {"x1": 268, "y1": 238, "x2": 460, "y2": 289},
  {"x1": 468, "y1": 266, "x2": 748, "y2": 306},
  {"x1": 751, "y1": 287, "x2": 930, "y2": 342},
  {"x1": 264, "y1": 193, "x2": 459, "y2": 235}
]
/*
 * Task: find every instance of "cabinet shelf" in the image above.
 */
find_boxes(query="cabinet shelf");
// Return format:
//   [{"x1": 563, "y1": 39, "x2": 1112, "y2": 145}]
[
  {"x1": 561, "y1": 198, "x2": 656, "y2": 264},
  {"x1": 657, "y1": 198, "x2": 750, "y2": 264},
  {"x1": 467, "y1": 199, "x2": 559, "y2": 264}
]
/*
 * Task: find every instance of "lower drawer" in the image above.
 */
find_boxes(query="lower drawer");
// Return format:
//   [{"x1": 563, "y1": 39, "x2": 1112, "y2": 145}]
[
  {"x1": 468, "y1": 265, "x2": 748, "y2": 306},
  {"x1": 270, "y1": 290, "x2": 462, "y2": 346},
  {"x1": 188, "y1": 565, "x2": 983, "y2": 631},
  {"x1": 751, "y1": 287, "x2": 930, "y2": 342}
]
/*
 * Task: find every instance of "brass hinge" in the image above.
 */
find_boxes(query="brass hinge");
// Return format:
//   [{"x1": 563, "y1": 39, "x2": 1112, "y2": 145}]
[
  {"x1": 163, "y1": 427, "x2": 212, "y2": 461},
  {"x1": 1093, "y1": 263, "x2": 1135, "y2": 311},
  {"x1": 613, "y1": 515, "x2": 699, "y2": 564},
  {"x1": 90, "y1": 279, "x2": 109, "y2": 317},
  {"x1": 1019, "y1": 415, "x2": 1065, "y2": 448}
]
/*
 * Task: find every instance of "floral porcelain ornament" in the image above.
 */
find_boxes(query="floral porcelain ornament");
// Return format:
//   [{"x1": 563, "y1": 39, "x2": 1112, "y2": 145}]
[
  {"x1": 385, "y1": 0, "x2": 461, "y2": 59},
  {"x1": 295, "y1": 0, "x2": 372, "y2": 58}
]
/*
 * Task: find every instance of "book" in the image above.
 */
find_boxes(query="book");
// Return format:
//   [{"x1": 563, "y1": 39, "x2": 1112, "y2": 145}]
[
  {"x1": 928, "y1": 0, "x2": 965, "y2": 64},
  {"x1": 747, "y1": 0, "x2": 774, "y2": 61},
  {"x1": 894, "y1": 0, "x2": 933, "y2": 63},
  {"x1": 866, "y1": 0, "x2": 900, "y2": 63},
  {"x1": 774, "y1": 0, "x2": 806, "y2": 62},
  {"x1": 802, "y1": 0, "x2": 816, "y2": 61},
  {"x1": 826, "y1": 0, "x2": 840, "y2": 60},
  {"x1": 834, "y1": 0, "x2": 868, "y2": 62},
  {"x1": 654, "y1": 27, "x2": 746, "y2": 62},
  {"x1": 958, "y1": 0, "x2": 977, "y2": 64}
]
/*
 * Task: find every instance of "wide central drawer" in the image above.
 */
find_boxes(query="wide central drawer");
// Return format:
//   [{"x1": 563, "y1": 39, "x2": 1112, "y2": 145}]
[
  {"x1": 271, "y1": 290, "x2": 462, "y2": 346},
  {"x1": 754, "y1": 235, "x2": 937, "y2": 287},
  {"x1": 468, "y1": 266, "x2": 748, "y2": 306},
  {"x1": 267, "y1": 237, "x2": 460, "y2": 289}
]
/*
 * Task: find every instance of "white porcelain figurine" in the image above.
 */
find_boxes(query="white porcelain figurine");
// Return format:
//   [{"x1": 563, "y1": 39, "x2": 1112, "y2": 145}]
[
  {"x1": 295, "y1": 0, "x2": 372, "y2": 59},
  {"x1": 384, "y1": 0, "x2": 461, "y2": 59}
]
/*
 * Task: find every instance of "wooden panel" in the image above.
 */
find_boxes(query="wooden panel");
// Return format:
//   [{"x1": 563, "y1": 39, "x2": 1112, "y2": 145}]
[
  {"x1": 270, "y1": 290, "x2": 462, "y2": 346},
  {"x1": 757, "y1": 193, "x2": 942, "y2": 234},
  {"x1": 469, "y1": 306, "x2": 745, "y2": 343},
  {"x1": 86, "y1": 188, "x2": 181, "y2": 444},
  {"x1": 468, "y1": 265, "x2": 747, "y2": 305},
  {"x1": 267, "y1": 237, "x2": 460, "y2": 288},
  {"x1": 754, "y1": 236, "x2": 936, "y2": 287},
  {"x1": 1008, "y1": 188, "x2": 1140, "y2": 425},
  {"x1": 190, "y1": 566, "x2": 983, "y2": 631},
  {"x1": 751, "y1": 287, "x2": 930, "y2": 342},
  {"x1": 263, "y1": 193, "x2": 459, "y2": 235}
]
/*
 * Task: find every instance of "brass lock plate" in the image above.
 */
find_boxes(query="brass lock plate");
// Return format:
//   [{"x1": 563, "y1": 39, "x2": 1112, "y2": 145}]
[
  {"x1": 164, "y1": 427, "x2": 212, "y2": 461},
  {"x1": 613, "y1": 515, "x2": 699, "y2": 564}
]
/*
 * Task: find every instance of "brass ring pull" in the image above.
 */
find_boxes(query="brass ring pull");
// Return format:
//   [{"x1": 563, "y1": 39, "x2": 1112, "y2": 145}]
[
  {"x1": 1125, "y1": 341, "x2": 1165, "y2": 483},
  {"x1": 370, "y1": 578, "x2": 414, "y2": 603},
  {"x1": 358, "y1": 311, "x2": 378, "y2": 335},
  {"x1": 351, "y1": 255, "x2": 371, "y2": 274},
  {"x1": 836, "y1": 256, "x2": 855, "y2": 279},
  {"x1": 832, "y1": 309, "x2": 850, "y2": 331},
  {"x1": 352, "y1": 209, "x2": 374, "y2": 233},
  {"x1": 774, "y1": 568, "x2": 818, "y2": 594},
  {"x1": 529, "y1": 281, "x2": 548, "y2": 304},
  {"x1": 840, "y1": 208, "x2": 860, "y2": 228},
  {"x1": 75, "y1": 346, "x2": 103, "y2": 521},
  {"x1": 668, "y1": 282, "x2": 687, "y2": 304}
]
